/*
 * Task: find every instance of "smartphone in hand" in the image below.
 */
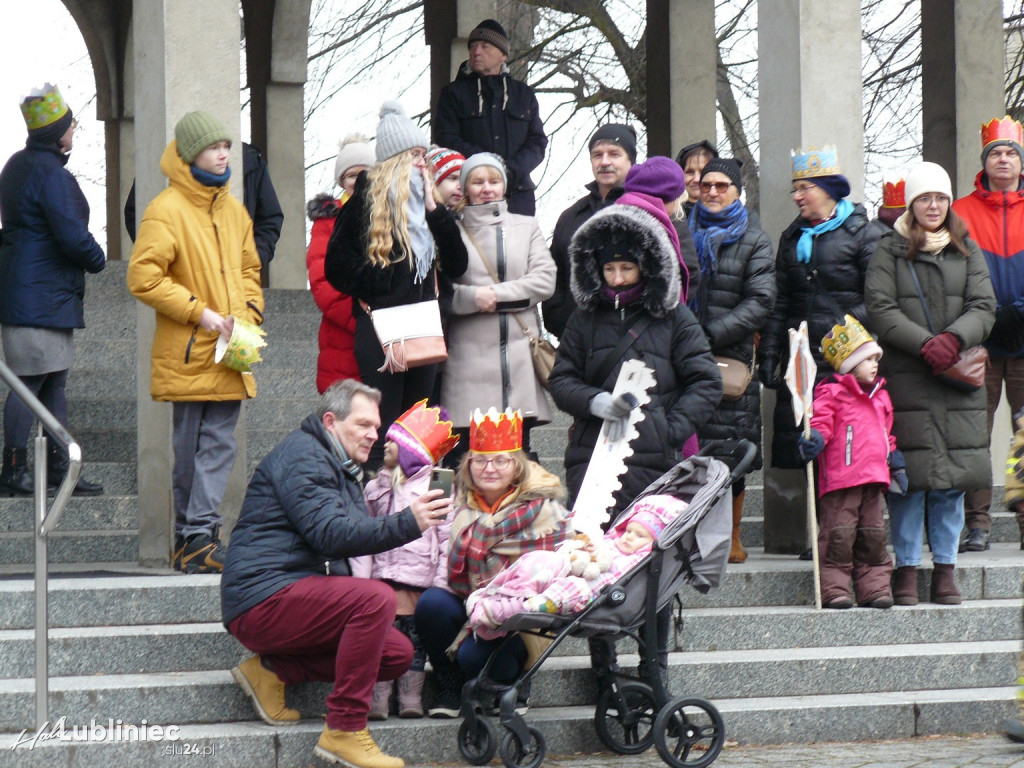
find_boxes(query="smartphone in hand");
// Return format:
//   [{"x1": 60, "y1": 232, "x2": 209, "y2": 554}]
[{"x1": 428, "y1": 467, "x2": 454, "y2": 498}]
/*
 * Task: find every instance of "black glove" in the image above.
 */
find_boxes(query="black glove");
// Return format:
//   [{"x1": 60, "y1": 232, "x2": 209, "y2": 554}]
[
  {"x1": 796, "y1": 429, "x2": 825, "y2": 463},
  {"x1": 989, "y1": 304, "x2": 1024, "y2": 352},
  {"x1": 758, "y1": 353, "x2": 782, "y2": 389}
]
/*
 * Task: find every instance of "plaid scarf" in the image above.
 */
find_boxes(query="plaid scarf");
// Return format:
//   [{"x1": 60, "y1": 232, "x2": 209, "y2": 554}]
[{"x1": 447, "y1": 493, "x2": 571, "y2": 597}]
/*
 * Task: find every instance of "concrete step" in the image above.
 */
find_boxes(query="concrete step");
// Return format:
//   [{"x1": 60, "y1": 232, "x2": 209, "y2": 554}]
[
  {"x1": 0, "y1": 495, "x2": 136, "y2": 532},
  {"x1": 0, "y1": 531, "x2": 137, "y2": 566}
]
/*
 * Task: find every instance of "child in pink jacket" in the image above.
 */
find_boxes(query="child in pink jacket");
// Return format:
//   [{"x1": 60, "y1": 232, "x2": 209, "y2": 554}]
[
  {"x1": 798, "y1": 315, "x2": 904, "y2": 610},
  {"x1": 350, "y1": 400, "x2": 460, "y2": 719}
]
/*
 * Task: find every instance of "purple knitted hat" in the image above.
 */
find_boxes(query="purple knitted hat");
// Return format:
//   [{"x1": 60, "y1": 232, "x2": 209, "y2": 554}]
[{"x1": 624, "y1": 157, "x2": 688, "y2": 203}]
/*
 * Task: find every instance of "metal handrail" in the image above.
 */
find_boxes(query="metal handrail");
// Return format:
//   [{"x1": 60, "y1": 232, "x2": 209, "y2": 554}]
[{"x1": 0, "y1": 359, "x2": 81, "y2": 729}]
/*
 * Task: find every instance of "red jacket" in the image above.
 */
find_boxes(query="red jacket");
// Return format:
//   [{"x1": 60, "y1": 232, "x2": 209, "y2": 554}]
[
  {"x1": 810, "y1": 373, "x2": 896, "y2": 496},
  {"x1": 306, "y1": 194, "x2": 359, "y2": 392}
]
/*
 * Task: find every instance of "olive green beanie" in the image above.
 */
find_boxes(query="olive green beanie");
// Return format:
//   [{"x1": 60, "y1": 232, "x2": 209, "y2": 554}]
[{"x1": 174, "y1": 111, "x2": 232, "y2": 165}]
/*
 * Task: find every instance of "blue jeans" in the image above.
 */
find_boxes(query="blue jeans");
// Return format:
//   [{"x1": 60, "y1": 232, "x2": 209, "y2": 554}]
[
  {"x1": 887, "y1": 489, "x2": 964, "y2": 566},
  {"x1": 414, "y1": 587, "x2": 526, "y2": 683}
]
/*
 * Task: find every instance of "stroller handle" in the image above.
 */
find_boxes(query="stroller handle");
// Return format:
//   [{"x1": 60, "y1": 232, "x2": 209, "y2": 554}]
[{"x1": 696, "y1": 438, "x2": 757, "y2": 486}]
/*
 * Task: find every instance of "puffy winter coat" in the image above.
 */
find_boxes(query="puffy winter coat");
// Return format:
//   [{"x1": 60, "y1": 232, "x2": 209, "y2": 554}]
[
  {"x1": 690, "y1": 222, "x2": 776, "y2": 467},
  {"x1": 762, "y1": 203, "x2": 879, "y2": 375},
  {"x1": 127, "y1": 140, "x2": 264, "y2": 401},
  {"x1": 0, "y1": 143, "x2": 105, "y2": 328},
  {"x1": 306, "y1": 193, "x2": 359, "y2": 393},
  {"x1": 349, "y1": 464, "x2": 451, "y2": 590},
  {"x1": 442, "y1": 200, "x2": 554, "y2": 427},
  {"x1": 548, "y1": 205, "x2": 723, "y2": 514},
  {"x1": 433, "y1": 62, "x2": 547, "y2": 215},
  {"x1": 324, "y1": 172, "x2": 468, "y2": 309},
  {"x1": 952, "y1": 172, "x2": 1024, "y2": 358},
  {"x1": 810, "y1": 373, "x2": 896, "y2": 496},
  {"x1": 221, "y1": 412, "x2": 424, "y2": 626},
  {"x1": 864, "y1": 231, "x2": 995, "y2": 491}
]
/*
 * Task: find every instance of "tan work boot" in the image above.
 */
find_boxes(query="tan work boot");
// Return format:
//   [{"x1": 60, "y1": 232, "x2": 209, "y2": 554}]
[
  {"x1": 231, "y1": 655, "x2": 300, "y2": 725},
  {"x1": 728, "y1": 490, "x2": 747, "y2": 564},
  {"x1": 315, "y1": 726, "x2": 405, "y2": 768}
]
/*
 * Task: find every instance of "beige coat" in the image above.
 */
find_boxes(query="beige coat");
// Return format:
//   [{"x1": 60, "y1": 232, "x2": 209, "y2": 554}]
[{"x1": 442, "y1": 200, "x2": 555, "y2": 427}]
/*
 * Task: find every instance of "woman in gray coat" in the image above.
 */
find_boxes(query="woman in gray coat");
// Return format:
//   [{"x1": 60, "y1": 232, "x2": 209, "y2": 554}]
[
  {"x1": 865, "y1": 161, "x2": 995, "y2": 606},
  {"x1": 441, "y1": 153, "x2": 555, "y2": 458}
]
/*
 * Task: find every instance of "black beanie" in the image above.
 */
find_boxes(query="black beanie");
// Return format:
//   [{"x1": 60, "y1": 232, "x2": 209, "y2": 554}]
[
  {"x1": 468, "y1": 19, "x2": 509, "y2": 56},
  {"x1": 596, "y1": 239, "x2": 640, "y2": 267},
  {"x1": 675, "y1": 139, "x2": 718, "y2": 168},
  {"x1": 700, "y1": 157, "x2": 743, "y2": 194},
  {"x1": 588, "y1": 124, "x2": 638, "y2": 164}
]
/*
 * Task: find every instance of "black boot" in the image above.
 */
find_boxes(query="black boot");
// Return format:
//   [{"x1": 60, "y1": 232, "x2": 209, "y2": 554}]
[
  {"x1": 0, "y1": 447, "x2": 34, "y2": 496},
  {"x1": 47, "y1": 446, "x2": 103, "y2": 497}
]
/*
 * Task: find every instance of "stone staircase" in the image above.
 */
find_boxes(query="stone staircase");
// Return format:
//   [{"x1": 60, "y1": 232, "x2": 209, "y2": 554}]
[{"x1": 0, "y1": 260, "x2": 1020, "y2": 766}]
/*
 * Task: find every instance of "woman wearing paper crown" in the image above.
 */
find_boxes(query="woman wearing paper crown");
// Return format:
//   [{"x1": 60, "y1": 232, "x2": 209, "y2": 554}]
[
  {"x1": 127, "y1": 110, "x2": 264, "y2": 573},
  {"x1": 0, "y1": 83, "x2": 107, "y2": 498},
  {"x1": 325, "y1": 101, "x2": 468, "y2": 472},
  {"x1": 865, "y1": 160, "x2": 995, "y2": 606},
  {"x1": 414, "y1": 407, "x2": 572, "y2": 719},
  {"x1": 348, "y1": 400, "x2": 460, "y2": 720},
  {"x1": 759, "y1": 145, "x2": 880, "y2": 470}
]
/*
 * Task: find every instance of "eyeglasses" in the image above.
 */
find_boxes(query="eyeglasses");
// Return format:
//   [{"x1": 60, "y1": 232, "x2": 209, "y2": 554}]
[
  {"x1": 469, "y1": 455, "x2": 512, "y2": 470},
  {"x1": 912, "y1": 194, "x2": 950, "y2": 207},
  {"x1": 790, "y1": 183, "x2": 818, "y2": 196},
  {"x1": 409, "y1": 148, "x2": 427, "y2": 161},
  {"x1": 341, "y1": 172, "x2": 361, "y2": 184},
  {"x1": 699, "y1": 181, "x2": 733, "y2": 194}
]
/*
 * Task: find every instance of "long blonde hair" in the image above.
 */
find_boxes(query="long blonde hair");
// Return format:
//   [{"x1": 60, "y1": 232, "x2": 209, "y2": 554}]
[{"x1": 366, "y1": 153, "x2": 414, "y2": 268}]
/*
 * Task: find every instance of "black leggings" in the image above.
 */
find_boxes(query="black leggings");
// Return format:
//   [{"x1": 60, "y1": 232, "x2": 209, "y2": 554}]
[{"x1": 3, "y1": 370, "x2": 68, "y2": 449}]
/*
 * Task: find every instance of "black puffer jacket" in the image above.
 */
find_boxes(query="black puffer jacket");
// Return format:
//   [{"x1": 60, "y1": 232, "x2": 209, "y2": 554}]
[
  {"x1": 548, "y1": 205, "x2": 722, "y2": 515},
  {"x1": 221, "y1": 413, "x2": 423, "y2": 626},
  {"x1": 761, "y1": 203, "x2": 879, "y2": 376},
  {"x1": 691, "y1": 224, "x2": 776, "y2": 466}
]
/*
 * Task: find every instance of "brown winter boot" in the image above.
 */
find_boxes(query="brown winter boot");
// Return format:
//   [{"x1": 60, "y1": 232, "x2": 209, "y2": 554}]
[
  {"x1": 930, "y1": 563, "x2": 962, "y2": 605},
  {"x1": 397, "y1": 669, "x2": 425, "y2": 718},
  {"x1": 728, "y1": 490, "x2": 747, "y2": 564},
  {"x1": 368, "y1": 680, "x2": 392, "y2": 721},
  {"x1": 892, "y1": 566, "x2": 919, "y2": 606}
]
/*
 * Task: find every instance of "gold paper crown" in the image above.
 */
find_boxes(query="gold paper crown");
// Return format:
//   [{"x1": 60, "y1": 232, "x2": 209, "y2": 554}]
[
  {"x1": 392, "y1": 399, "x2": 460, "y2": 463},
  {"x1": 882, "y1": 178, "x2": 906, "y2": 208},
  {"x1": 214, "y1": 318, "x2": 267, "y2": 372},
  {"x1": 20, "y1": 83, "x2": 69, "y2": 132},
  {"x1": 821, "y1": 315, "x2": 873, "y2": 372},
  {"x1": 792, "y1": 145, "x2": 841, "y2": 180},
  {"x1": 469, "y1": 407, "x2": 522, "y2": 454},
  {"x1": 981, "y1": 116, "x2": 1024, "y2": 150}
]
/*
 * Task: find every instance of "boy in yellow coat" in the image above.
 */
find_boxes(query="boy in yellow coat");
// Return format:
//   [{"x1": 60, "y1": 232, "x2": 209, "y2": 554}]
[{"x1": 127, "y1": 111, "x2": 264, "y2": 572}]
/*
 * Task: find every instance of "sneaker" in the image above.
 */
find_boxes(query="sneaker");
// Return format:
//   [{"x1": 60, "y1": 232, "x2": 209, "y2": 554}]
[
  {"x1": 962, "y1": 527, "x2": 990, "y2": 552},
  {"x1": 427, "y1": 667, "x2": 463, "y2": 719},
  {"x1": 172, "y1": 536, "x2": 186, "y2": 572},
  {"x1": 314, "y1": 726, "x2": 404, "y2": 768},
  {"x1": 231, "y1": 656, "x2": 300, "y2": 725},
  {"x1": 180, "y1": 532, "x2": 226, "y2": 573}
]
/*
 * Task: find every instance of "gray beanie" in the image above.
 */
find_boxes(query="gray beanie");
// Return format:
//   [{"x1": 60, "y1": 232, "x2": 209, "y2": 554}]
[
  {"x1": 375, "y1": 101, "x2": 428, "y2": 162},
  {"x1": 460, "y1": 153, "x2": 508, "y2": 194},
  {"x1": 334, "y1": 133, "x2": 376, "y2": 185}
]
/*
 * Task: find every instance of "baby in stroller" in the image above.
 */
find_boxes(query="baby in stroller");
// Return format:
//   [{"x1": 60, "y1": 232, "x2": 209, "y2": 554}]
[{"x1": 466, "y1": 495, "x2": 688, "y2": 637}]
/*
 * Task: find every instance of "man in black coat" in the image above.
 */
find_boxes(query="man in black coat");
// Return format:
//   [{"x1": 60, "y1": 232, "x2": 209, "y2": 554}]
[
  {"x1": 220, "y1": 379, "x2": 451, "y2": 768},
  {"x1": 433, "y1": 18, "x2": 547, "y2": 216}
]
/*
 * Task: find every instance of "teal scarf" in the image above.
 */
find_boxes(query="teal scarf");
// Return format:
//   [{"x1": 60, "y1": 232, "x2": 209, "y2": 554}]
[{"x1": 796, "y1": 198, "x2": 853, "y2": 263}]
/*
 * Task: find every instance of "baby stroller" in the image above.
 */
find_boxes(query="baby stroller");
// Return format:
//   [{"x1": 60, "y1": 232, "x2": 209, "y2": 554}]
[{"x1": 454, "y1": 440, "x2": 755, "y2": 768}]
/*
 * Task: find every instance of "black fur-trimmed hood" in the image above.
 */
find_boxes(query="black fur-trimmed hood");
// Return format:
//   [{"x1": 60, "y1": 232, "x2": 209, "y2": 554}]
[
  {"x1": 568, "y1": 204, "x2": 681, "y2": 318},
  {"x1": 307, "y1": 193, "x2": 342, "y2": 222}
]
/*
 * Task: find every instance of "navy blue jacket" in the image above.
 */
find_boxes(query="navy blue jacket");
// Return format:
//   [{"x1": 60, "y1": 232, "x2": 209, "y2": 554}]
[
  {"x1": 221, "y1": 413, "x2": 423, "y2": 626},
  {"x1": 0, "y1": 143, "x2": 105, "y2": 328}
]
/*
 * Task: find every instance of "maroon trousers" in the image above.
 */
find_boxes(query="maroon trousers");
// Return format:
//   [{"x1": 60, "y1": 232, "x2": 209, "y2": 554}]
[
  {"x1": 817, "y1": 484, "x2": 893, "y2": 605},
  {"x1": 228, "y1": 575, "x2": 412, "y2": 731}
]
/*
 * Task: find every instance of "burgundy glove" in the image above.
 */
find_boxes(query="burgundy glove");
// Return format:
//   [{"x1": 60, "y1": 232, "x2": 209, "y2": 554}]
[{"x1": 920, "y1": 332, "x2": 962, "y2": 374}]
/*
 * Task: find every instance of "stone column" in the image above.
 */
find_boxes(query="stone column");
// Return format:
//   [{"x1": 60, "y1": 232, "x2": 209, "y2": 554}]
[
  {"x1": 132, "y1": 0, "x2": 244, "y2": 566},
  {"x1": 757, "y1": 0, "x2": 864, "y2": 553}
]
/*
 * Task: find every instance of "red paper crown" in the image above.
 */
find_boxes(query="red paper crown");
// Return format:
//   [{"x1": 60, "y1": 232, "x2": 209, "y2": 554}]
[
  {"x1": 981, "y1": 116, "x2": 1024, "y2": 150},
  {"x1": 392, "y1": 399, "x2": 460, "y2": 463},
  {"x1": 469, "y1": 407, "x2": 522, "y2": 454},
  {"x1": 882, "y1": 178, "x2": 905, "y2": 208}
]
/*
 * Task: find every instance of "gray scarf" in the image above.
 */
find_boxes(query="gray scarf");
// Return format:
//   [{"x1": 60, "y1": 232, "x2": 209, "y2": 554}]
[{"x1": 399, "y1": 172, "x2": 436, "y2": 284}]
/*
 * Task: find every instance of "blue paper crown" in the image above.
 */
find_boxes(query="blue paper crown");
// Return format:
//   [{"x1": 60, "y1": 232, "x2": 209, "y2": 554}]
[{"x1": 791, "y1": 145, "x2": 840, "y2": 179}]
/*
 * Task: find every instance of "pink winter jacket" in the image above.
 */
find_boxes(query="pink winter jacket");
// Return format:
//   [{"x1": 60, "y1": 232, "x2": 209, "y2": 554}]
[
  {"x1": 349, "y1": 465, "x2": 451, "y2": 589},
  {"x1": 810, "y1": 373, "x2": 897, "y2": 497}
]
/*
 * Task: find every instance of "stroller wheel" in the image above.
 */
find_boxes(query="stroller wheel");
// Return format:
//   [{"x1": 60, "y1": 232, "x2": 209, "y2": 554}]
[
  {"x1": 498, "y1": 724, "x2": 546, "y2": 768},
  {"x1": 457, "y1": 716, "x2": 497, "y2": 765},
  {"x1": 593, "y1": 682, "x2": 657, "y2": 755},
  {"x1": 652, "y1": 696, "x2": 725, "y2": 768}
]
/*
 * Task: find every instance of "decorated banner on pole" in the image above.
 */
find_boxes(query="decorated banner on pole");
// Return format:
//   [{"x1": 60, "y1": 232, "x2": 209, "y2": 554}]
[{"x1": 785, "y1": 321, "x2": 822, "y2": 609}]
